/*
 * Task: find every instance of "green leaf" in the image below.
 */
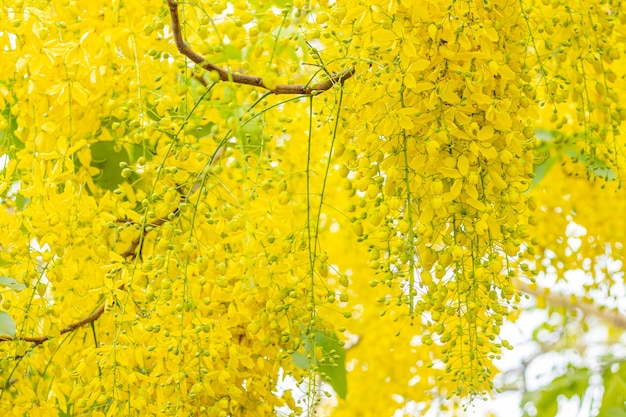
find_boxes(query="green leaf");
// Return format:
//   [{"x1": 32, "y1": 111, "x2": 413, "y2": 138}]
[
  {"x1": 522, "y1": 367, "x2": 590, "y2": 417},
  {"x1": 292, "y1": 329, "x2": 348, "y2": 400},
  {"x1": 584, "y1": 154, "x2": 616, "y2": 180},
  {"x1": 15, "y1": 192, "x2": 26, "y2": 210},
  {"x1": 235, "y1": 120, "x2": 265, "y2": 156},
  {"x1": 602, "y1": 408, "x2": 626, "y2": 417},
  {"x1": 185, "y1": 121, "x2": 215, "y2": 140},
  {"x1": 90, "y1": 141, "x2": 134, "y2": 191},
  {"x1": 530, "y1": 128, "x2": 558, "y2": 190},
  {"x1": 0, "y1": 311, "x2": 16, "y2": 338},
  {"x1": 563, "y1": 147, "x2": 616, "y2": 181},
  {"x1": 531, "y1": 127, "x2": 618, "y2": 189},
  {"x1": 531, "y1": 155, "x2": 558, "y2": 190},
  {"x1": 0, "y1": 89, "x2": 23, "y2": 158},
  {"x1": 127, "y1": 143, "x2": 150, "y2": 166},
  {"x1": 535, "y1": 128, "x2": 556, "y2": 142},
  {"x1": 291, "y1": 352, "x2": 309, "y2": 370},
  {"x1": 521, "y1": 389, "x2": 543, "y2": 417},
  {"x1": 209, "y1": 44, "x2": 243, "y2": 65},
  {"x1": 600, "y1": 362, "x2": 626, "y2": 415},
  {"x1": 533, "y1": 389, "x2": 559, "y2": 417},
  {"x1": 316, "y1": 331, "x2": 348, "y2": 399},
  {"x1": 0, "y1": 276, "x2": 26, "y2": 291},
  {"x1": 211, "y1": 88, "x2": 266, "y2": 156},
  {"x1": 0, "y1": 259, "x2": 16, "y2": 268}
]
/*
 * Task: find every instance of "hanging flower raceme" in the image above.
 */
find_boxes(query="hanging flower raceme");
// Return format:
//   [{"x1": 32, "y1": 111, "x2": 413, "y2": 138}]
[{"x1": 321, "y1": 0, "x2": 538, "y2": 397}]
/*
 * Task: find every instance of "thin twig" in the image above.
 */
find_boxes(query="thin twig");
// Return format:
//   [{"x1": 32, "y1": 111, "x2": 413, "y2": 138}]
[
  {"x1": 0, "y1": 305, "x2": 106, "y2": 346},
  {"x1": 1, "y1": 197, "x2": 183, "y2": 345},
  {"x1": 119, "y1": 210, "x2": 179, "y2": 259},
  {"x1": 0, "y1": 0, "x2": 345, "y2": 348},
  {"x1": 166, "y1": 0, "x2": 355, "y2": 95},
  {"x1": 2, "y1": 201, "x2": 186, "y2": 345},
  {"x1": 517, "y1": 280, "x2": 626, "y2": 329}
]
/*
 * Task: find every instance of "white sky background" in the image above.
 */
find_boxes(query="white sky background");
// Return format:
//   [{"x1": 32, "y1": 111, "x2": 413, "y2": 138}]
[
  {"x1": 449, "y1": 279, "x2": 626, "y2": 417},
  {"x1": 452, "y1": 224, "x2": 626, "y2": 416}
]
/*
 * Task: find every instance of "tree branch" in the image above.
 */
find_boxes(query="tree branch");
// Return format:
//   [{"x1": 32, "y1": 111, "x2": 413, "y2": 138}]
[
  {"x1": 0, "y1": 305, "x2": 106, "y2": 346},
  {"x1": 1, "y1": 145, "x2": 227, "y2": 345},
  {"x1": 2, "y1": 203, "x2": 184, "y2": 345},
  {"x1": 517, "y1": 280, "x2": 626, "y2": 330},
  {"x1": 120, "y1": 211, "x2": 178, "y2": 259},
  {"x1": 0, "y1": 1, "x2": 353, "y2": 348},
  {"x1": 166, "y1": 0, "x2": 355, "y2": 95}
]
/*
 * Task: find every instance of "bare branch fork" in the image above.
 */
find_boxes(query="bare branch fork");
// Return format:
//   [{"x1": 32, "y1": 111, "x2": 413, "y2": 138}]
[{"x1": 166, "y1": 0, "x2": 355, "y2": 94}]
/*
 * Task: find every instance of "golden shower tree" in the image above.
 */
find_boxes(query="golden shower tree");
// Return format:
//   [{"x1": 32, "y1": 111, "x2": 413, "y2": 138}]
[{"x1": 0, "y1": 0, "x2": 625, "y2": 416}]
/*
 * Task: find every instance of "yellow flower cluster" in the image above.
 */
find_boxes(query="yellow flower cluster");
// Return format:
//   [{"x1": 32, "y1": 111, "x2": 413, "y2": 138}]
[
  {"x1": 0, "y1": 1, "x2": 324, "y2": 415},
  {"x1": 1, "y1": 0, "x2": 625, "y2": 415},
  {"x1": 522, "y1": 0, "x2": 626, "y2": 298},
  {"x1": 318, "y1": 0, "x2": 537, "y2": 398}
]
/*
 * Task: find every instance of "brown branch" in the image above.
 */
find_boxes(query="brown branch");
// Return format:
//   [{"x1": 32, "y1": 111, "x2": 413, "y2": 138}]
[
  {"x1": 120, "y1": 144, "x2": 225, "y2": 259},
  {"x1": 120, "y1": 207, "x2": 181, "y2": 259},
  {"x1": 1, "y1": 0, "x2": 340, "y2": 348},
  {"x1": 166, "y1": 0, "x2": 355, "y2": 95},
  {"x1": 2, "y1": 202, "x2": 185, "y2": 345},
  {"x1": 119, "y1": 235, "x2": 143, "y2": 259},
  {"x1": 0, "y1": 305, "x2": 106, "y2": 346},
  {"x1": 2, "y1": 199, "x2": 184, "y2": 344},
  {"x1": 516, "y1": 280, "x2": 626, "y2": 330}
]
